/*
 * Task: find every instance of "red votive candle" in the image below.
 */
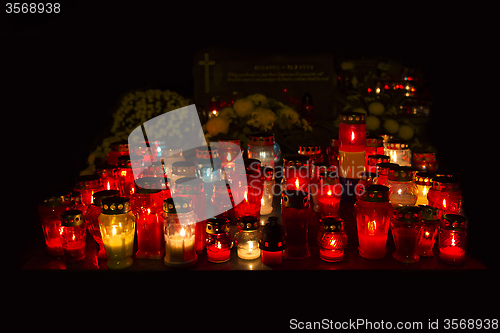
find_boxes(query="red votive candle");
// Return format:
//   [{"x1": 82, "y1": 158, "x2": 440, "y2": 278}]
[
  {"x1": 390, "y1": 206, "x2": 423, "y2": 264},
  {"x1": 355, "y1": 185, "x2": 393, "y2": 259},
  {"x1": 281, "y1": 190, "x2": 313, "y2": 259},
  {"x1": 205, "y1": 217, "x2": 233, "y2": 263},
  {"x1": 116, "y1": 155, "x2": 135, "y2": 197},
  {"x1": 59, "y1": 210, "x2": 86, "y2": 262},
  {"x1": 259, "y1": 216, "x2": 285, "y2": 265},
  {"x1": 427, "y1": 176, "x2": 463, "y2": 218},
  {"x1": 317, "y1": 216, "x2": 348, "y2": 262},
  {"x1": 416, "y1": 205, "x2": 439, "y2": 257},
  {"x1": 74, "y1": 175, "x2": 104, "y2": 208},
  {"x1": 96, "y1": 163, "x2": 118, "y2": 191},
  {"x1": 438, "y1": 214, "x2": 467, "y2": 265}
]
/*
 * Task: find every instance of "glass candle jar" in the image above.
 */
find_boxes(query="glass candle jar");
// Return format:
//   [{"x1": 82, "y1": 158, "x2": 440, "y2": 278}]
[
  {"x1": 232, "y1": 169, "x2": 264, "y2": 220},
  {"x1": 132, "y1": 185, "x2": 164, "y2": 260},
  {"x1": 387, "y1": 166, "x2": 418, "y2": 207},
  {"x1": 355, "y1": 171, "x2": 378, "y2": 200},
  {"x1": 338, "y1": 112, "x2": 366, "y2": 152},
  {"x1": 365, "y1": 136, "x2": 385, "y2": 163},
  {"x1": 317, "y1": 216, "x2": 348, "y2": 262},
  {"x1": 281, "y1": 189, "x2": 312, "y2": 259},
  {"x1": 247, "y1": 132, "x2": 275, "y2": 171},
  {"x1": 107, "y1": 140, "x2": 129, "y2": 166},
  {"x1": 96, "y1": 163, "x2": 118, "y2": 191},
  {"x1": 416, "y1": 205, "x2": 440, "y2": 257},
  {"x1": 59, "y1": 209, "x2": 86, "y2": 262},
  {"x1": 38, "y1": 193, "x2": 75, "y2": 256},
  {"x1": 298, "y1": 144, "x2": 323, "y2": 173},
  {"x1": 259, "y1": 216, "x2": 286, "y2": 265},
  {"x1": 163, "y1": 197, "x2": 197, "y2": 267},
  {"x1": 317, "y1": 184, "x2": 342, "y2": 217},
  {"x1": 211, "y1": 180, "x2": 235, "y2": 221},
  {"x1": 84, "y1": 189, "x2": 120, "y2": 259},
  {"x1": 281, "y1": 154, "x2": 311, "y2": 192},
  {"x1": 260, "y1": 167, "x2": 274, "y2": 216},
  {"x1": 174, "y1": 176, "x2": 207, "y2": 254},
  {"x1": 195, "y1": 146, "x2": 222, "y2": 197},
  {"x1": 159, "y1": 147, "x2": 185, "y2": 181},
  {"x1": 390, "y1": 205, "x2": 423, "y2": 263},
  {"x1": 414, "y1": 172, "x2": 434, "y2": 206},
  {"x1": 205, "y1": 217, "x2": 233, "y2": 263},
  {"x1": 438, "y1": 214, "x2": 467, "y2": 265},
  {"x1": 116, "y1": 155, "x2": 135, "y2": 197},
  {"x1": 375, "y1": 162, "x2": 398, "y2": 187},
  {"x1": 385, "y1": 141, "x2": 411, "y2": 166},
  {"x1": 412, "y1": 151, "x2": 437, "y2": 172},
  {"x1": 218, "y1": 139, "x2": 241, "y2": 166},
  {"x1": 74, "y1": 175, "x2": 104, "y2": 208},
  {"x1": 354, "y1": 185, "x2": 393, "y2": 259},
  {"x1": 70, "y1": 191, "x2": 87, "y2": 215},
  {"x1": 310, "y1": 163, "x2": 339, "y2": 213},
  {"x1": 98, "y1": 197, "x2": 136, "y2": 269},
  {"x1": 366, "y1": 154, "x2": 390, "y2": 174},
  {"x1": 235, "y1": 216, "x2": 261, "y2": 260},
  {"x1": 427, "y1": 176, "x2": 463, "y2": 218}
]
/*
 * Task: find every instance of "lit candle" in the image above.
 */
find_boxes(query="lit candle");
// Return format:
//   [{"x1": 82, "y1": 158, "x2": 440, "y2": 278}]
[
  {"x1": 438, "y1": 214, "x2": 467, "y2": 265},
  {"x1": 237, "y1": 240, "x2": 261, "y2": 260},
  {"x1": 235, "y1": 216, "x2": 261, "y2": 260},
  {"x1": 259, "y1": 216, "x2": 285, "y2": 266},
  {"x1": 206, "y1": 217, "x2": 233, "y2": 263}
]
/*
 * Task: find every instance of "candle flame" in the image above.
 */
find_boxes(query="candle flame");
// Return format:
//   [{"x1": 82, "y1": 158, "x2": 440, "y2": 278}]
[
  {"x1": 261, "y1": 197, "x2": 265, "y2": 205},
  {"x1": 180, "y1": 227, "x2": 185, "y2": 237},
  {"x1": 368, "y1": 220, "x2": 377, "y2": 235},
  {"x1": 121, "y1": 170, "x2": 127, "y2": 177},
  {"x1": 329, "y1": 238, "x2": 337, "y2": 247},
  {"x1": 442, "y1": 198, "x2": 447, "y2": 209},
  {"x1": 248, "y1": 241, "x2": 253, "y2": 253},
  {"x1": 107, "y1": 182, "x2": 111, "y2": 190},
  {"x1": 72, "y1": 234, "x2": 75, "y2": 241},
  {"x1": 244, "y1": 190, "x2": 248, "y2": 202},
  {"x1": 147, "y1": 208, "x2": 151, "y2": 214},
  {"x1": 351, "y1": 131, "x2": 355, "y2": 142},
  {"x1": 217, "y1": 241, "x2": 222, "y2": 249},
  {"x1": 227, "y1": 152, "x2": 232, "y2": 161},
  {"x1": 327, "y1": 189, "x2": 332, "y2": 196},
  {"x1": 451, "y1": 234, "x2": 456, "y2": 246},
  {"x1": 425, "y1": 231, "x2": 430, "y2": 238},
  {"x1": 397, "y1": 188, "x2": 402, "y2": 195},
  {"x1": 295, "y1": 178, "x2": 300, "y2": 189},
  {"x1": 111, "y1": 225, "x2": 117, "y2": 237}
]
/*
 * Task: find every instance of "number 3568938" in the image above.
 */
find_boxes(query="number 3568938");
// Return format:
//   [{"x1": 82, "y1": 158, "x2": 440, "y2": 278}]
[{"x1": 6, "y1": 3, "x2": 61, "y2": 14}]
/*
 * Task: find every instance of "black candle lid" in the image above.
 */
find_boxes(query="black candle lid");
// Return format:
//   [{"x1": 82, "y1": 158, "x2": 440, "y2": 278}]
[
  {"x1": 237, "y1": 216, "x2": 259, "y2": 231},
  {"x1": 163, "y1": 197, "x2": 193, "y2": 214},
  {"x1": 248, "y1": 132, "x2": 274, "y2": 146},
  {"x1": 101, "y1": 197, "x2": 131, "y2": 215},
  {"x1": 441, "y1": 214, "x2": 467, "y2": 231},
  {"x1": 117, "y1": 155, "x2": 132, "y2": 168},
  {"x1": 419, "y1": 205, "x2": 439, "y2": 221},
  {"x1": 281, "y1": 190, "x2": 309, "y2": 209},
  {"x1": 40, "y1": 193, "x2": 72, "y2": 207},
  {"x1": 60, "y1": 209, "x2": 84, "y2": 227},
  {"x1": 259, "y1": 216, "x2": 286, "y2": 252},
  {"x1": 174, "y1": 177, "x2": 205, "y2": 194},
  {"x1": 206, "y1": 217, "x2": 231, "y2": 234},
  {"x1": 92, "y1": 190, "x2": 120, "y2": 206},
  {"x1": 388, "y1": 166, "x2": 414, "y2": 181},
  {"x1": 392, "y1": 205, "x2": 422, "y2": 223},
  {"x1": 74, "y1": 175, "x2": 101, "y2": 189},
  {"x1": 319, "y1": 216, "x2": 344, "y2": 232},
  {"x1": 339, "y1": 112, "x2": 365, "y2": 124},
  {"x1": 359, "y1": 184, "x2": 390, "y2": 202}
]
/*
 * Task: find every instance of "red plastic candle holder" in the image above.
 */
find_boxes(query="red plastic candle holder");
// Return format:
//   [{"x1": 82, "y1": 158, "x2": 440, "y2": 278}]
[
  {"x1": 232, "y1": 170, "x2": 264, "y2": 220},
  {"x1": 354, "y1": 185, "x2": 393, "y2": 259},
  {"x1": 298, "y1": 144, "x2": 323, "y2": 165},
  {"x1": 412, "y1": 151, "x2": 437, "y2": 172},
  {"x1": 355, "y1": 171, "x2": 378, "y2": 200},
  {"x1": 366, "y1": 136, "x2": 385, "y2": 162},
  {"x1": 338, "y1": 112, "x2": 366, "y2": 152},
  {"x1": 326, "y1": 138, "x2": 340, "y2": 171},
  {"x1": 317, "y1": 216, "x2": 348, "y2": 262},
  {"x1": 427, "y1": 176, "x2": 462, "y2": 218},
  {"x1": 96, "y1": 163, "x2": 118, "y2": 191},
  {"x1": 218, "y1": 139, "x2": 241, "y2": 165},
  {"x1": 116, "y1": 155, "x2": 135, "y2": 197},
  {"x1": 281, "y1": 190, "x2": 312, "y2": 259},
  {"x1": 366, "y1": 154, "x2": 390, "y2": 174},
  {"x1": 375, "y1": 162, "x2": 398, "y2": 187},
  {"x1": 316, "y1": 184, "x2": 342, "y2": 216},
  {"x1": 390, "y1": 206, "x2": 423, "y2": 263},
  {"x1": 38, "y1": 193, "x2": 75, "y2": 256},
  {"x1": 438, "y1": 214, "x2": 467, "y2": 265},
  {"x1": 205, "y1": 217, "x2": 233, "y2": 263},
  {"x1": 74, "y1": 175, "x2": 104, "y2": 208},
  {"x1": 59, "y1": 210, "x2": 86, "y2": 262}
]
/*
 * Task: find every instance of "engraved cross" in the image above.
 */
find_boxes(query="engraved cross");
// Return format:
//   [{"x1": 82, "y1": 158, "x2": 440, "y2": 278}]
[{"x1": 198, "y1": 53, "x2": 215, "y2": 94}]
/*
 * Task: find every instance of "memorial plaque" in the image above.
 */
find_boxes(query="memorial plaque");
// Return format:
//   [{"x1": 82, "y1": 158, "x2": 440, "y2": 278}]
[{"x1": 193, "y1": 47, "x2": 336, "y2": 123}]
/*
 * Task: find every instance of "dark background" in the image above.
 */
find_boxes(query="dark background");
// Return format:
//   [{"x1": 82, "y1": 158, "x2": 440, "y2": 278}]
[{"x1": 7, "y1": 1, "x2": 496, "y2": 320}]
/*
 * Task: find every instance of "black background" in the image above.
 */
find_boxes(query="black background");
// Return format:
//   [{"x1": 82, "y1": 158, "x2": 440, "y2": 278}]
[{"x1": 7, "y1": 2, "x2": 497, "y2": 322}]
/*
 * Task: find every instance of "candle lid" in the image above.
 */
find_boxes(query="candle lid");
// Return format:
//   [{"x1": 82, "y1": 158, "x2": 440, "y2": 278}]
[
  {"x1": 393, "y1": 205, "x2": 422, "y2": 223},
  {"x1": 366, "y1": 136, "x2": 384, "y2": 147},
  {"x1": 281, "y1": 190, "x2": 309, "y2": 209},
  {"x1": 60, "y1": 209, "x2": 84, "y2": 227},
  {"x1": 388, "y1": 166, "x2": 414, "y2": 181},
  {"x1": 319, "y1": 216, "x2": 344, "y2": 232},
  {"x1": 414, "y1": 172, "x2": 434, "y2": 185},
  {"x1": 441, "y1": 214, "x2": 467, "y2": 231},
  {"x1": 282, "y1": 154, "x2": 310, "y2": 168},
  {"x1": 248, "y1": 132, "x2": 274, "y2": 146},
  {"x1": 298, "y1": 144, "x2": 321, "y2": 156},
  {"x1": 117, "y1": 155, "x2": 132, "y2": 169},
  {"x1": 111, "y1": 140, "x2": 129, "y2": 152},
  {"x1": 135, "y1": 176, "x2": 169, "y2": 192},
  {"x1": 101, "y1": 197, "x2": 131, "y2": 215},
  {"x1": 412, "y1": 151, "x2": 436, "y2": 162},
  {"x1": 141, "y1": 162, "x2": 166, "y2": 177},
  {"x1": 419, "y1": 205, "x2": 439, "y2": 221},
  {"x1": 368, "y1": 155, "x2": 390, "y2": 165},
  {"x1": 206, "y1": 217, "x2": 230, "y2": 234},
  {"x1": 432, "y1": 176, "x2": 460, "y2": 192},
  {"x1": 339, "y1": 112, "x2": 365, "y2": 124},
  {"x1": 95, "y1": 163, "x2": 116, "y2": 177},
  {"x1": 163, "y1": 197, "x2": 193, "y2": 214},
  {"x1": 40, "y1": 193, "x2": 72, "y2": 207},
  {"x1": 196, "y1": 146, "x2": 219, "y2": 159},
  {"x1": 74, "y1": 175, "x2": 101, "y2": 189},
  {"x1": 174, "y1": 177, "x2": 205, "y2": 194},
  {"x1": 237, "y1": 216, "x2": 260, "y2": 231},
  {"x1": 360, "y1": 184, "x2": 390, "y2": 202},
  {"x1": 259, "y1": 216, "x2": 286, "y2": 251},
  {"x1": 92, "y1": 190, "x2": 120, "y2": 206},
  {"x1": 386, "y1": 141, "x2": 409, "y2": 150},
  {"x1": 172, "y1": 161, "x2": 196, "y2": 175}
]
